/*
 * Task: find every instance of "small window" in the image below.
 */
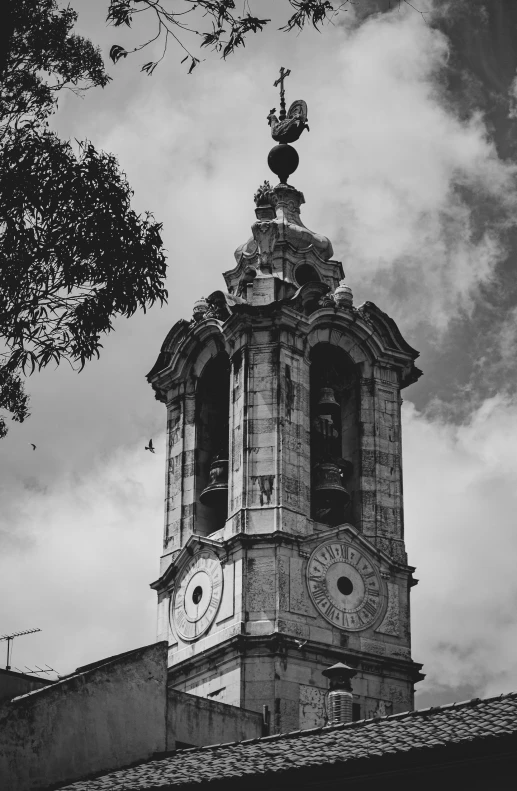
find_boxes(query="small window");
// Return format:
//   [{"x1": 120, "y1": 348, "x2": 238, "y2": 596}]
[{"x1": 352, "y1": 702, "x2": 361, "y2": 721}]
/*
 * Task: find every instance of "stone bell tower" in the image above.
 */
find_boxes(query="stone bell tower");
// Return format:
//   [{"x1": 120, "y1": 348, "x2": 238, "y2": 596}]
[{"x1": 147, "y1": 73, "x2": 424, "y2": 734}]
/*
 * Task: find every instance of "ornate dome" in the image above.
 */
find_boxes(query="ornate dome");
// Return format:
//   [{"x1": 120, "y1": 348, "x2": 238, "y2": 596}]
[{"x1": 225, "y1": 183, "x2": 342, "y2": 299}]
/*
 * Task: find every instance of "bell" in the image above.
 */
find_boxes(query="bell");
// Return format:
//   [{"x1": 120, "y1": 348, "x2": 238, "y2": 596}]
[
  {"x1": 200, "y1": 456, "x2": 229, "y2": 508},
  {"x1": 312, "y1": 461, "x2": 350, "y2": 507},
  {"x1": 317, "y1": 387, "x2": 339, "y2": 412}
]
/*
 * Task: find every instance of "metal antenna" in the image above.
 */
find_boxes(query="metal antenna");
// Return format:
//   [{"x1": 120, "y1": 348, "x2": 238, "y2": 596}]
[
  {"x1": 14, "y1": 664, "x2": 56, "y2": 677},
  {"x1": 0, "y1": 628, "x2": 41, "y2": 671}
]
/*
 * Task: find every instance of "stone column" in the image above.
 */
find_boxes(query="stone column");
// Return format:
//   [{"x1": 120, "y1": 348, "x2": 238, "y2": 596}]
[{"x1": 163, "y1": 384, "x2": 197, "y2": 553}]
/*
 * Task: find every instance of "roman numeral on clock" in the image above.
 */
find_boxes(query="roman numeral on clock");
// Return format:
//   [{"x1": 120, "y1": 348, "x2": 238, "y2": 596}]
[
  {"x1": 312, "y1": 585, "x2": 328, "y2": 604},
  {"x1": 360, "y1": 600, "x2": 378, "y2": 621}
]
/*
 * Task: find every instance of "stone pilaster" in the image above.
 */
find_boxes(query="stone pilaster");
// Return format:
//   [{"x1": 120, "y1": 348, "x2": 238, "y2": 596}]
[{"x1": 356, "y1": 366, "x2": 406, "y2": 564}]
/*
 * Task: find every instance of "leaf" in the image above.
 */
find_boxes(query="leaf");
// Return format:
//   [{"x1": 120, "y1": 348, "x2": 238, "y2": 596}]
[
  {"x1": 106, "y1": 1, "x2": 134, "y2": 28},
  {"x1": 141, "y1": 61, "x2": 158, "y2": 75},
  {"x1": 188, "y1": 57, "x2": 200, "y2": 74},
  {"x1": 0, "y1": 128, "x2": 167, "y2": 437},
  {"x1": 109, "y1": 44, "x2": 128, "y2": 64}
]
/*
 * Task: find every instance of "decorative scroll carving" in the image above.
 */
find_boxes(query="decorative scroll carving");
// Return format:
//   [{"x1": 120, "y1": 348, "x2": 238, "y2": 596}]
[{"x1": 376, "y1": 582, "x2": 400, "y2": 636}]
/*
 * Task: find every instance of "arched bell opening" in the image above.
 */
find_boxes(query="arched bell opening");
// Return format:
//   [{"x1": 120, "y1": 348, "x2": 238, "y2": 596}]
[
  {"x1": 195, "y1": 353, "x2": 231, "y2": 535},
  {"x1": 309, "y1": 343, "x2": 359, "y2": 526}
]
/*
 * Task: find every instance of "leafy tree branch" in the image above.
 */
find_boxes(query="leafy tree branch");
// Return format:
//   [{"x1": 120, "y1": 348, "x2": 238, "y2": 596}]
[
  {"x1": 0, "y1": 1, "x2": 167, "y2": 437},
  {"x1": 107, "y1": 1, "x2": 427, "y2": 75}
]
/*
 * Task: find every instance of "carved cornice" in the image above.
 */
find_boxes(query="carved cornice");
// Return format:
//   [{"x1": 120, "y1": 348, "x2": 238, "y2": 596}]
[
  {"x1": 154, "y1": 526, "x2": 413, "y2": 595},
  {"x1": 150, "y1": 533, "x2": 226, "y2": 592},
  {"x1": 146, "y1": 318, "x2": 230, "y2": 402},
  {"x1": 167, "y1": 633, "x2": 425, "y2": 684},
  {"x1": 148, "y1": 290, "x2": 421, "y2": 405},
  {"x1": 305, "y1": 307, "x2": 421, "y2": 385},
  {"x1": 146, "y1": 319, "x2": 189, "y2": 381}
]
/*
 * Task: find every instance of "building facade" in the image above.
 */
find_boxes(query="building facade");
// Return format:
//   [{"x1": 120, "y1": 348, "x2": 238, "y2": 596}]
[{"x1": 148, "y1": 166, "x2": 424, "y2": 733}]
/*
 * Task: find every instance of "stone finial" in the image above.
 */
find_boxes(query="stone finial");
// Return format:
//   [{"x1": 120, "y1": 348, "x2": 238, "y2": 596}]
[
  {"x1": 254, "y1": 181, "x2": 275, "y2": 221},
  {"x1": 254, "y1": 181, "x2": 274, "y2": 207},
  {"x1": 192, "y1": 297, "x2": 209, "y2": 323},
  {"x1": 334, "y1": 280, "x2": 353, "y2": 309},
  {"x1": 268, "y1": 143, "x2": 299, "y2": 185}
]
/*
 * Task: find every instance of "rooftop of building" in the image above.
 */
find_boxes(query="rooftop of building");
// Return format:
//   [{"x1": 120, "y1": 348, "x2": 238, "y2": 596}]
[{"x1": 59, "y1": 690, "x2": 517, "y2": 791}]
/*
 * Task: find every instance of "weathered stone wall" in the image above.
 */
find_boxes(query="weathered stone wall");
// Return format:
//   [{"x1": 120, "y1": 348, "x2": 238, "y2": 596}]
[
  {"x1": 358, "y1": 368, "x2": 406, "y2": 563},
  {"x1": 279, "y1": 341, "x2": 312, "y2": 530},
  {"x1": 0, "y1": 642, "x2": 168, "y2": 791},
  {"x1": 228, "y1": 347, "x2": 246, "y2": 520},
  {"x1": 168, "y1": 688, "x2": 262, "y2": 746},
  {"x1": 164, "y1": 393, "x2": 184, "y2": 553},
  {"x1": 163, "y1": 387, "x2": 197, "y2": 554},
  {"x1": 165, "y1": 526, "x2": 416, "y2": 733},
  {"x1": 227, "y1": 314, "x2": 313, "y2": 538},
  {"x1": 0, "y1": 669, "x2": 52, "y2": 705},
  {"x1": 156, "y1": 296, "x2": 421, "y2": 731}
]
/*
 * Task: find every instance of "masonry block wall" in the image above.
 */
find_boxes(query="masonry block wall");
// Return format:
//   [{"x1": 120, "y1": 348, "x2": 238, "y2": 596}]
[{"x1": 148, "y1": 181, "x2": 423, "y2": 734}]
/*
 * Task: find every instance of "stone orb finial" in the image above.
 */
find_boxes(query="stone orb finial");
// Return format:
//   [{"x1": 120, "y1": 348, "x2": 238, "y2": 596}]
[
  {"x1": 268, "y1": 143, "x2": 299, "y2": 185},
  {"x1": 192, "y1": 297, "x2": 209, "y2": 322},
  {"x1": 334, "y1": 280, "x2": 353, "y2": 309}
]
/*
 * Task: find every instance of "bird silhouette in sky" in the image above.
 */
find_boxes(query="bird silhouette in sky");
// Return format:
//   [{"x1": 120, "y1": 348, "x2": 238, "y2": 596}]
[
  {"x1": 145, "y1": 439, "x2": 155, "y2": 454},
  {"x1": 30, "y1": 443, "x2": 36, "y2": 450}
]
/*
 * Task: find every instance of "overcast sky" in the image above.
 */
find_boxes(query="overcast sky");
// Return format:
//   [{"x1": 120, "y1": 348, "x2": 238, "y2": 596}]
[{"x1": 1, "y1": 0, "x2": 517, "y2": 709}]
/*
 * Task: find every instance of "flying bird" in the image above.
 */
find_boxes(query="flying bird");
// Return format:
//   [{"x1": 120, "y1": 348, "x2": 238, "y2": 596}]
[
  {"x1": 145, "y1": 439, "x2": 155, "y2": 454},
  {"x1": 294, "y1": 639, "x2": 308, "y2": 650},
  {"x1": 30, "y1": 443, "x2": 36, "y2": 450}
]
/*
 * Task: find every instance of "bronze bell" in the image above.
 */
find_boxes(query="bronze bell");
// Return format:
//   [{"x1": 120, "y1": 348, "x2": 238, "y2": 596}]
[
  {"x1": 317, "y1": 387, "x2": 339, "y2": 412},
  {"x1": 200, "y1": 456, "x2": 229, "y2": 508},
  {"x1": 312, "y1": 461, "x2": 350, "y2": 507}
]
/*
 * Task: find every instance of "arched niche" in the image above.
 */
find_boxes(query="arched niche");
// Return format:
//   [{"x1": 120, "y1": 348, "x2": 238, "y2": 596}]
[
  {"x1": 309, "y1": 343, "x2": 360, "y2": 526},
  {"x1": 195, "y1": 352, "x2": 231, "y2": 535}
]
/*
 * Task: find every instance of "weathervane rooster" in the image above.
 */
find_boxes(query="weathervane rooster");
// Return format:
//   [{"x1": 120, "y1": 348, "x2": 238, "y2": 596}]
[{"x1": 268, "y1": 67, "x2": 309, "y2": 144}]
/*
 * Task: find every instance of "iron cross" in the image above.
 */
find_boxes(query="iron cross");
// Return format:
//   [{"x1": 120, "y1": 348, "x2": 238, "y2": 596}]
[{"x1": 274, "y1": 67, "x2": 291, "y2": 120}]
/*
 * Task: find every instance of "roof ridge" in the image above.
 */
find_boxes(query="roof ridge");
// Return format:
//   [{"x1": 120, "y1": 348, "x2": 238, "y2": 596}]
[
  {"x1": 58, "y1": 690, "x2": 517, "y2": 790},
  {"x1": 157, "y1": 689, "x2": 517, "y2": 758}
]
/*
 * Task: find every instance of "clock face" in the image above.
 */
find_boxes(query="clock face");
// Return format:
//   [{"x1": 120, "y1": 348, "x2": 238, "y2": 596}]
[
  {"x1": 172, "y1": 550, "x2": 223, "y2": 641},
  {"x1": 306, "y1": 541, "x2": 383, "y2": 631}
]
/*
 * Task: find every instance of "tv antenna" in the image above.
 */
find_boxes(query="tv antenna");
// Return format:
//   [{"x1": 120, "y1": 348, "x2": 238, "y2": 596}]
[
  {"x1": 14, "y1": 665, "x2": 57, "y2": 678},
  {"x1": 0, "y1": 628, "x2": 41, "y2": 671}
]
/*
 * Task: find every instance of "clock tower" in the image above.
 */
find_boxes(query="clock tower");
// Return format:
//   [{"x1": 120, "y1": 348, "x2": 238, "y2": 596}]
[{"x1": 147, "y1": 77, "x2": 424, "y2": 734}]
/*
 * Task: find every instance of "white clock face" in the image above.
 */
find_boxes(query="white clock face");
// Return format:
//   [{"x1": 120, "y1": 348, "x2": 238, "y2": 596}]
[
  {"x1": 307, "y1": 541, "x2": 383, "y2": 631},
  {"x1": 172, "y1": 551, "x2": 223, "y2": 641}
]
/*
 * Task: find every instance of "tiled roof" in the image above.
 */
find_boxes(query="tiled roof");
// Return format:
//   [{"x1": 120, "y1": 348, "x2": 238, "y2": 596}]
[{"x1": 60, "y1": 691, "x2": 517, "y2": 790}]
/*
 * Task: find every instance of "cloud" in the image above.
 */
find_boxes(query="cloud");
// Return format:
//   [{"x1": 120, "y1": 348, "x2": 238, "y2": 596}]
[
  {"x1": 0, "y1": 439, "x2": 164, "y2": 676},
  {"x1": 62, "y1": 2, "x2": 517, "y2": 342},
  {"x1": 405, "y1": 395, "x2": 517, "y2": 702},
  {"x1": 305, "y1": 7, "x2": 517, "y2": 332},
  {"x1": 508, "y1": 69, "x2": 517, "y2": 119}
]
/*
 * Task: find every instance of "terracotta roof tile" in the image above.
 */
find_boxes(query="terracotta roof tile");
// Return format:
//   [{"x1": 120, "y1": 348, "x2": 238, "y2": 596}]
[{"x1": 60, "y1": 691, "x2": 517, "y2": 791}]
